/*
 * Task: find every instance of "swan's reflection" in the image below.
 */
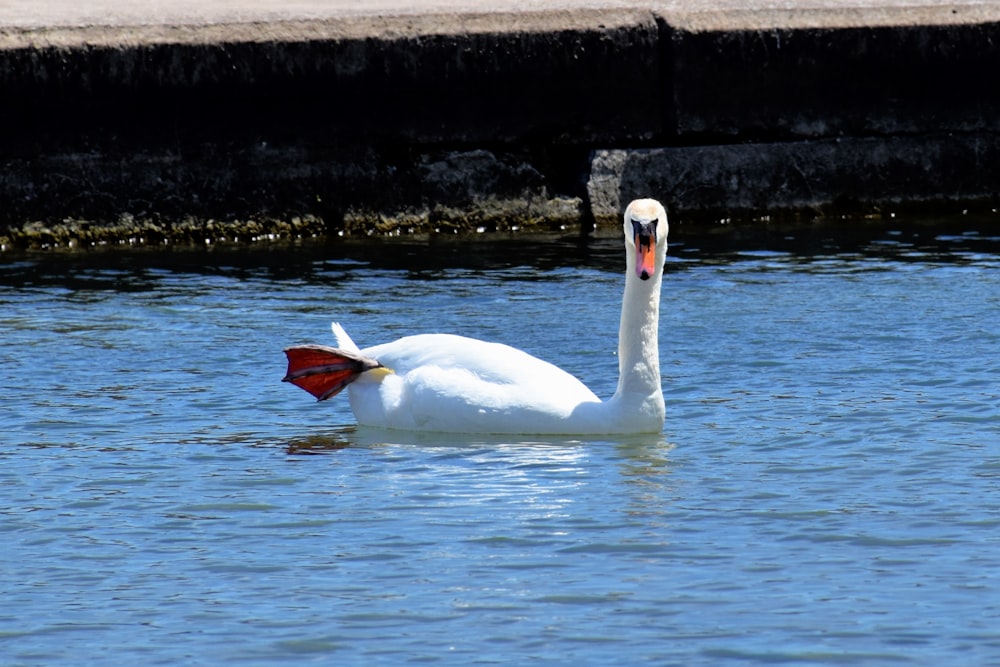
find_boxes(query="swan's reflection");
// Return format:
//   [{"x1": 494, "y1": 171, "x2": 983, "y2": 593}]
[
  {"x1": 284, "y1": 428, "x2": 676, "y2": 509},
  {"x1": 615, "y1": 435, "x2": 675, "y2": 479},
  {"x1": 284, "y1": 426, "x2": 591, "y2": 454},
  {"x1": 284, "y1": 426, "x2": 673, "y2": 460}
]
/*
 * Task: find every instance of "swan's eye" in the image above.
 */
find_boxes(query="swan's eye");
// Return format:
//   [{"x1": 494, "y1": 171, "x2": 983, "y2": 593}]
[{"x1": 631, "y1": 218, "x2": 658, "y2": 242}]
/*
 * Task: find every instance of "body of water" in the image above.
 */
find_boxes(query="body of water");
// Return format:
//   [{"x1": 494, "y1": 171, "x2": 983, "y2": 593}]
[{"x1": 2, "y1": 218, "x2": 999, "y2": 665}]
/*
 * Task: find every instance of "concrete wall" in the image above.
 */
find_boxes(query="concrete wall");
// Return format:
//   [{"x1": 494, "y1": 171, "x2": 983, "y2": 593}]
[{"x1": 2, "y1": 6, "x2": 1000, "y2": 247}]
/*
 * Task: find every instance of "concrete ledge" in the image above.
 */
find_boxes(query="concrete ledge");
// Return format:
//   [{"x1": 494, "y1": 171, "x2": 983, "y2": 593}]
[
  {"x1": 3, "y1": 2, "x2": 1000, "y2": 248},
  {"x1": 589, "y1": 134, "x2": 1000, "y2": 225}
]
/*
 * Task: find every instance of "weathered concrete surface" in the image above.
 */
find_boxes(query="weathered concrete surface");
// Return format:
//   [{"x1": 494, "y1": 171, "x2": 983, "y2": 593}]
[
  {"x1": 2, "y1": 1, "x2": 1000, "y2": 248},
  {"x1": 589, "y1": 134, "x2": 1000, "y2": 225}
]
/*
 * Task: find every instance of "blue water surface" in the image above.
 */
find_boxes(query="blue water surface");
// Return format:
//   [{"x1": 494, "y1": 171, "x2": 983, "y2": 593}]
[{"x1": 1, "y1": 219, "x2": 999, "y2": 665}]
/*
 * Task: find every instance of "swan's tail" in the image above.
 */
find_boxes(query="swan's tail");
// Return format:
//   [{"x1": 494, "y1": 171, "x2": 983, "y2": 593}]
[
  {"x1": 283, "y1": 344, "x2": 383, "y2": 401},
  {"x1": 331, "y1": 322, "x2": 361, "y2": 354}
]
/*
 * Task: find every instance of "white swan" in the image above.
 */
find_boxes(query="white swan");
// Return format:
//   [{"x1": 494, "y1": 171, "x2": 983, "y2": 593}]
[{"x1": 283, "y1": 198, "x2": 668, "y2": 434}]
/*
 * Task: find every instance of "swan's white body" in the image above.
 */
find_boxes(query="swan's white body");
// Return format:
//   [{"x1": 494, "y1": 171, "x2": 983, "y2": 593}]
[{"x1": 285, "y1": 198, "x2": 668, "y2": 435}]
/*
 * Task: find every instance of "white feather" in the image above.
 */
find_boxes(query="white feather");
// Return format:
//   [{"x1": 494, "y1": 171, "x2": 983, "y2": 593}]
[{"x1": 330, "y1": 322, "x2": 361, "y2": 354}]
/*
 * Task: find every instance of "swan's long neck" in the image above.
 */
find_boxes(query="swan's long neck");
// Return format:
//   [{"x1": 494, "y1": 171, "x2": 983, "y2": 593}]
[{"x1": 614, "y1": 268, "x2": 662, "y2": 401}]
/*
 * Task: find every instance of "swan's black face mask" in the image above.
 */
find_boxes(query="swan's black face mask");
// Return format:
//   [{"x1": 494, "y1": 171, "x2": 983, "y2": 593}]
[{"x1": 632, "y1": 218, "x2": 658, "y2": 281}]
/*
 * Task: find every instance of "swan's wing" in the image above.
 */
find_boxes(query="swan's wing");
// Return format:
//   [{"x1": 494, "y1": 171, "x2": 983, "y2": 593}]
[
  {"x1": 355, "y1": 334, "x2": 602, "y2": 432},
  {"x1": 364, "y1": 334, "x2": 595, "y2": 393}
]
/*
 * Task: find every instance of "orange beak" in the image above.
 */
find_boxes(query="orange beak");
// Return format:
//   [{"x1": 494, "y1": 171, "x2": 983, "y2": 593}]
[{"x1": 634, "y1": 230, "x2": 657, "y2": 281}]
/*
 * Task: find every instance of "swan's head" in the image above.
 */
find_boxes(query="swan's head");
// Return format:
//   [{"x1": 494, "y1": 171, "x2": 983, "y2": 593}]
[{"x1": 623, "y1": 198, "x2": 668, "y2": 281}]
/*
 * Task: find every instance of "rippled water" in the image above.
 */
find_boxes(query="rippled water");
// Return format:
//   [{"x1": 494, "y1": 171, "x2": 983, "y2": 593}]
[{"x1": 2, "y1": 219, "x2": 999, "y2": 665}]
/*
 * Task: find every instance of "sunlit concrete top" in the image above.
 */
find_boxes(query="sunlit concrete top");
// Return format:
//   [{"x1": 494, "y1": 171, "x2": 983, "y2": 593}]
[{"x1": 3, "y1": 0, "x2": 1000, "y2": 48}]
